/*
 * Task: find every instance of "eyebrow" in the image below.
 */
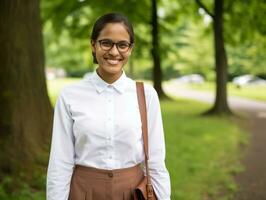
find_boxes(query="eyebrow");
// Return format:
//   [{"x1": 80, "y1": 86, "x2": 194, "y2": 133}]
[{"x1": 99, "y1": 38, "x2": 130, "y2": 43}]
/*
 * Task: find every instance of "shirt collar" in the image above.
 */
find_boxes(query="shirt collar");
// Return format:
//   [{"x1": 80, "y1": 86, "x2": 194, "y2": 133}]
[{"x1": 89, "y1": 70, "x2": 127, "y2": 94}]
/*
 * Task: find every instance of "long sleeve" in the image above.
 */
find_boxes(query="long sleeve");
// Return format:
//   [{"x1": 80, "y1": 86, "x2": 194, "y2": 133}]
[
  {"x1": 47, "y1": 91, "x2": 75, "y2": 200},
  {"x1": 144, "y1": 86, "x2": 171, "y2": 200}
]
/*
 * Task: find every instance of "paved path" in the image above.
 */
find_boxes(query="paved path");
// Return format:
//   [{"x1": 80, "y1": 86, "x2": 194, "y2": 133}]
[{"x1": 164, "y1": 82, "x2": 266, "y2": 200}]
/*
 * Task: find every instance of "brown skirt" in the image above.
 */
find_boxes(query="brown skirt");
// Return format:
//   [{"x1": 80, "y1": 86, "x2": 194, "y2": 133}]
[{"x1": 68, "y1": 164, "x2": 144, "y2": 200}]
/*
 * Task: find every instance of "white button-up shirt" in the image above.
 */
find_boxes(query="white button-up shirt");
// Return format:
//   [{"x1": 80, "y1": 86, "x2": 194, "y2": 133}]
[{"x1": 47, "y1": 70, "x2": 171, "y2": 200}]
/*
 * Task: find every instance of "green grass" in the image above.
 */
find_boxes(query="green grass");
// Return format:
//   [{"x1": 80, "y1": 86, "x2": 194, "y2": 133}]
[
  {"x1": 162, "y1": 99, "x2": 247, "y2": 200},
  {"x1": 0, "y1": 78, "x2": 248, "y2": 200},
  {"x1": 186, "y1": 82, "x2": 266, "y2": 102}
]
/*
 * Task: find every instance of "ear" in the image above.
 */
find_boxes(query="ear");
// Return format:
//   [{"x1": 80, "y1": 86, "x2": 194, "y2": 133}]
[{"x1": 91, "y1": 40, "x2": 96, "y2": 53}]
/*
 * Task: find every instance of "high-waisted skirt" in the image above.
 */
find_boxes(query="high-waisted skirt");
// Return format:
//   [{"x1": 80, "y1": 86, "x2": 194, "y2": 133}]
[{"x1": 68, "y1": 164, "x2": 144, "y2": 200}]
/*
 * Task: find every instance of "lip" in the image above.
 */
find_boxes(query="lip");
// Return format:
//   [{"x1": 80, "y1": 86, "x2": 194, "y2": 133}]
[{"x1": 104, "y1": 58, "x2": 123, "y2": 65}]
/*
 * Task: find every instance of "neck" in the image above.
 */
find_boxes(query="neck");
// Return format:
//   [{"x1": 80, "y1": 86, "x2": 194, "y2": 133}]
[{"x1": 96, "y1": 68, "x2": 122, "y2": 84}]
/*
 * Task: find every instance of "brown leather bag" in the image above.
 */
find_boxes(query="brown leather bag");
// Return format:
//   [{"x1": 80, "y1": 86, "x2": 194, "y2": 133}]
[{"x1": 134, "y1": 82, "x2": 157, "y2": 200}]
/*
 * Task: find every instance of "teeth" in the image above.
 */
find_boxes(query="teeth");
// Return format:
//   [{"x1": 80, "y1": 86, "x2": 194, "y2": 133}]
[{"x1": 106, "y1": 59, "x2": 120, "y2": 65}]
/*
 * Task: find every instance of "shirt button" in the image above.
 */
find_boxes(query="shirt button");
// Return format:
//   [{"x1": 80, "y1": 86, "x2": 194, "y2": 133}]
[{"x1": 108, "y1": 172, "x2": 113, "y2": 178}]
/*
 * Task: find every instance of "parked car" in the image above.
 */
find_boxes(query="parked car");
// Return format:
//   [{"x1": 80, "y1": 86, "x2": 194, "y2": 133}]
[
  {"x1": 232, "y1": 74, "x2": 266, "y2": 86},
  {"x1": 174, "y1": 74, "x2": 205, "y2": 84}
]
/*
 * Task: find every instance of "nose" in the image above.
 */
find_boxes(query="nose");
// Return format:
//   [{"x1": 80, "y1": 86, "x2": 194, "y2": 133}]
[{"x1": 109, "y1": 44, "x2": 120, "y2": 55}]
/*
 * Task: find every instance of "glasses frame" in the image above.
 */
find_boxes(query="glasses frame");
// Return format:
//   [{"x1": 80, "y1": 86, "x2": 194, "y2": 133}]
[{"x1": 97, "y1": 39, "x2": 133, "y2": 53}]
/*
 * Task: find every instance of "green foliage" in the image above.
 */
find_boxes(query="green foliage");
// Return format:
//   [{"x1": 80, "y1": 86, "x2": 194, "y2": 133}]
[
  {"x1": 43, "y1": 21, "x2": 94, "y2": 76},
  {"x1": 41, "y1": 0, "x2": 266, "y2": 79},
  {"x1": 0, "y1": 173, "x2": 46, "y2": 200},
  {"x1": 177, "y1": 21, "x2": 215, "y2": 80},
  {"x1": 224, "y1": 0, "x2": 266, "y2": 44},
  {"x1": 227, "y1": 33, "x2": 266, "y2": 77}
]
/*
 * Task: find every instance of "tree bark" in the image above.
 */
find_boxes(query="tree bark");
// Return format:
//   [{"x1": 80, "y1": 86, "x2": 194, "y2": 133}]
[
  {"x1": 0, "y1": 0, "x2": 53, "y2": 177},
  {"x1": 195, "y1": 0, "x2": 232, "y2": 114},
  {"x1": 151, "y1": 0, "x2": 168, "y2": 99},
  {"x1": 207, "y1": 0, "x2": 231, "y2": 114}
]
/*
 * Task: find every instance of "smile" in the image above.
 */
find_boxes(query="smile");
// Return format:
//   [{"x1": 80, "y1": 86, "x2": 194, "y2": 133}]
[{"x1": 105, "y1": 58, "x2": 122, "y2": 65}]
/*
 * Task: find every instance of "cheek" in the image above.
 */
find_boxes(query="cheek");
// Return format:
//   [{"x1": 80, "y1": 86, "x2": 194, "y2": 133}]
[
  {"x1": 95, "y1": 54, "x2": 104, "y2": 64},
  {"x1": 95, "y1": 49, "x2": 105, "y2": 60},
  {"x1": 123, "y1": 53, "x2": 131, "y2": 61}
]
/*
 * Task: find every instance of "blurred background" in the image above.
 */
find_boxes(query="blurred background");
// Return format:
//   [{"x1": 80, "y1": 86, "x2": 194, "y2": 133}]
[{"x1": 0, "y1": 0, "x2": 266, "y2": 199}]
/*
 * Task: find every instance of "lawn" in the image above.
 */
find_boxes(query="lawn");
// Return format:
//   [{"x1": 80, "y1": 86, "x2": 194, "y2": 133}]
[
  {"x1": 185, "y1": 82, "x2": 266, "y2": 102},
  {"x1": 0, "y1": 78, "x2": 247, "y2": 200},
  {"x1": 162, "y1": 99, "x2": 247, "y2": 200}
]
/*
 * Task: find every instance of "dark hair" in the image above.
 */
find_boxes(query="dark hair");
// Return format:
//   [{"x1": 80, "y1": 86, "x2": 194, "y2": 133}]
[{"x1": 91, "y1": 13, "x2": 134, "y2": 64}]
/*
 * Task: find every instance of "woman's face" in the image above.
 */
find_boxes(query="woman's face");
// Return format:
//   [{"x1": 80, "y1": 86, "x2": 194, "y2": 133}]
[
  {"x1": 92, "y1": 23, "x2": 133, "y2": 77},
  {"x1": 92, "y1": 23, "x2": 132, "y2": 75}
]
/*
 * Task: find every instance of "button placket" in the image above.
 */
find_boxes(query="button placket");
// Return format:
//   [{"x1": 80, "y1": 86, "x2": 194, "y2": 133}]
[{"x1": 105, "y1": 86, "x2": 115, "y2": 167}]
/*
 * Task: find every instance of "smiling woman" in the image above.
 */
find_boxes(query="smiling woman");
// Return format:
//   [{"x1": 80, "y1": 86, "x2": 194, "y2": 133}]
[
  {"x1": 90, "y1": 14, "x2": 134, "y2": 84},
  {"x1": 46, "y1": 13, "x2": 171, "y2": 200}
]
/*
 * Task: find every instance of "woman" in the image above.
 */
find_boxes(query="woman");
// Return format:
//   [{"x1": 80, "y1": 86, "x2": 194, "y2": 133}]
[{"x1": 47, "y1": 13, "x2": 171, "y2": 200}]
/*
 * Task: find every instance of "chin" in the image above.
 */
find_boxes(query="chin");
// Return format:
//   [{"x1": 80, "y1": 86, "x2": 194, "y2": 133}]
[{"x1": 104, "y1": 65, "x2": 123, "y2": 74}]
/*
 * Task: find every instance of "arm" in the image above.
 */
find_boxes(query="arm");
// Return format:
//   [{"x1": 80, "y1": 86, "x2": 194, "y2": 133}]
[
  {"x1": 144, "y1": 86, "x2": 171, "y2": 200},
  {"x1": 46, "y1": 91, "x2": 75, "y2": 200}
]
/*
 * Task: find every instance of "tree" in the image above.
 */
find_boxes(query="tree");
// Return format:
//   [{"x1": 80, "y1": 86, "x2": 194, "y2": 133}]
[
  {"x1": 195, "y1": 0, "x2": 231, "y2": 114},
  {"x1": 151, "y1": 0, "x2": 168, "y2": 98},
  {"x1": 0, "y1": 0, "x2": 53, "y2": 179},
  {"x1": 192, "y1": 0, "x2": 266, "y2": 114}
]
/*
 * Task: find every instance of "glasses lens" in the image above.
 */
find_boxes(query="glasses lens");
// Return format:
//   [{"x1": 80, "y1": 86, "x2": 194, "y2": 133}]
[
  {"x1": 117, "y1": 42, "x2": 130, "y2": 52},
  {"x1": 100, "y1": 40, "x2": 113, "y2": 50}
]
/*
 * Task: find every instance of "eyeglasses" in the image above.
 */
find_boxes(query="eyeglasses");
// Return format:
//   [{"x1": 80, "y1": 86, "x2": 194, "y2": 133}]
[{"x1": 98, "y1": 39, "x2": 132, "y2": 53}]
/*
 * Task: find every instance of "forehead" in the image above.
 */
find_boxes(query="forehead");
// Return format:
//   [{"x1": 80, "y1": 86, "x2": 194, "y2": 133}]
[{"x1": 98, "y1": 23, "x2": 130, "y2": 41}]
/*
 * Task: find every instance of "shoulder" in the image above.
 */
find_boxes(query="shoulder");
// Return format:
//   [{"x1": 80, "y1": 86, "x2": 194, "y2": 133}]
[
  {"x1": 125, "y1": 75, "x2": 158, "y2": 97},
  {"x1": 129, "y1": 79, "x2": 158, "y2": 105},
  {"x1": 143, "y1": 83, "x2": 158, "y2": 99}
]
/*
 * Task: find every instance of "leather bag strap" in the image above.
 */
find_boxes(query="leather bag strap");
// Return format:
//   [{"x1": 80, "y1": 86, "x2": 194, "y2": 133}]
[{"x1": 136, "y1": 82, "x2": 152, "y2": 185}]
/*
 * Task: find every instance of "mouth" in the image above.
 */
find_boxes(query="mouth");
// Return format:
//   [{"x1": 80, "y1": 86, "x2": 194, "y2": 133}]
[{"x1": 104, "y1": 58, "x2": 123, "y2": 65}]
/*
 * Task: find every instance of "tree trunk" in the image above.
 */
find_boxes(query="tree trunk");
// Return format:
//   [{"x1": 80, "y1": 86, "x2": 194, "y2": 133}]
[
  {"x1": 0, "y1": 0, "x2": 53, "y2": 178},
  {"x1": 151, "y1": 0, "x2": 168, "y2": 99},
  {"x1": 207, "y1": 0, "x2": 232, "y2": 114}
]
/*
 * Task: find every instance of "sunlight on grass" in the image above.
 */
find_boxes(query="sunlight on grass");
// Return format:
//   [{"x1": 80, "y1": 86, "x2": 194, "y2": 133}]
[{"x1": 186, "y1": 82, "x2": 266, "y2": 102}]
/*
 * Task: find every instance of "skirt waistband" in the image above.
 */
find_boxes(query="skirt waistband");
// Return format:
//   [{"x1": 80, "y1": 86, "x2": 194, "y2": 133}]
[{"x1": 74, "y1": 164, "x2": 142, "y2": 179}]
